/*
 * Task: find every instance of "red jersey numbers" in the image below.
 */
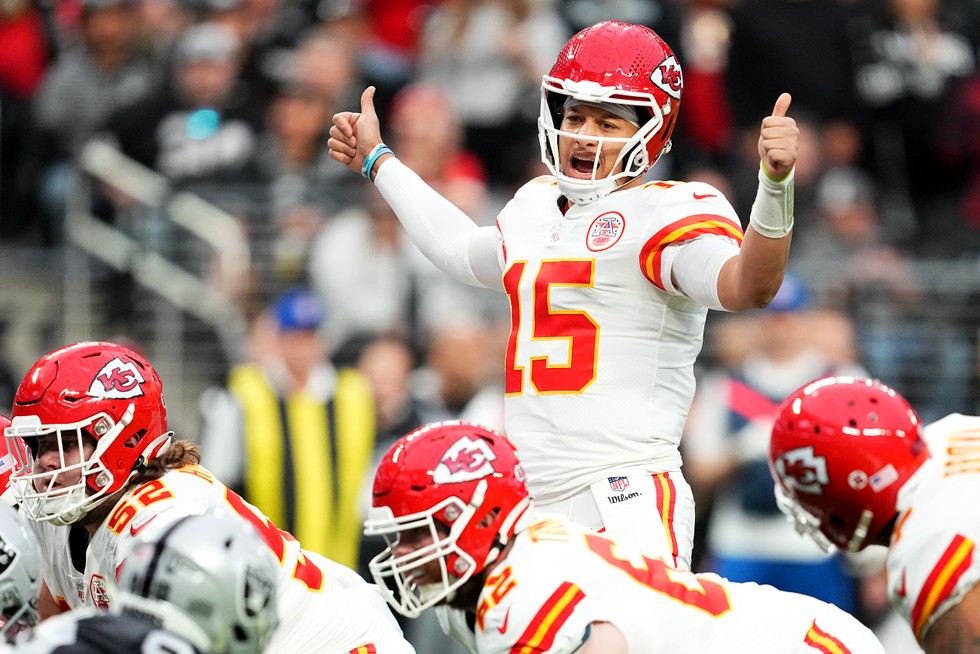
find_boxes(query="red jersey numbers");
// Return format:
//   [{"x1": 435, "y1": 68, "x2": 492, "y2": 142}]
[
  {"x1": 224, "y1": 488, "x2": 325, "y2": 592},
  {"x1": 107, "y1": 480, "x2": 174, "y2": 535},
  {"x1": 583, "y1": 533, "x2": 732, "y2": 617},
  {"x1": 504, "y1": 260, "x2": 599, "y2": 395}
]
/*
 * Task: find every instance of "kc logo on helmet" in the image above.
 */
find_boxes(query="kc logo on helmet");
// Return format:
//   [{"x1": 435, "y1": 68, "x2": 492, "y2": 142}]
[
  {"x1": 434, "y1": 437, "x2": 497, "y2": 484},
  {"x1": 774, "y1": 446, "x2": 829, "y2": 495},
  {"x1": 89, "y1": 357, "x2": 146, "y2": 399},
  {"x1": 651, "y1": 55, "x2": 683, "y2": 100}
]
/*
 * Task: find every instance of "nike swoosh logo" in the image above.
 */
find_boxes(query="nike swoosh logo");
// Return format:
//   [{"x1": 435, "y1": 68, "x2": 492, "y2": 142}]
[
  {"x1": 130, "y1": 515, "x2": 157, "y2": 537},
  {"x1": 498, "y1": 607, "x2": 511, "y2": 634},
  {"x1": 693, "y1": 192, "x2": 717, "y2": 200}
]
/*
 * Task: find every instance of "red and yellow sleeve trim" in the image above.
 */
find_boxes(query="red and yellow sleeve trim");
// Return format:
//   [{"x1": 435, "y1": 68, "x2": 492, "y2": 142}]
[
  {"x1": 510, "y1": 582, "x2": 586, "y2": 654},
  {"x1": 804, "y1": 620, "x2": 852, "y2": 654},
  {"x1": 653, "y1": 472, "x2": 679, "y2": 568},
  {"x1": 348, "y1": 645, "x2": 377, "y2": 654},
  {"x1": 911, "y1": 535, "x2": 974, "y2": 641},
  {"x1": 639, "y1": 214, "x2": 744, "y2": 291}
]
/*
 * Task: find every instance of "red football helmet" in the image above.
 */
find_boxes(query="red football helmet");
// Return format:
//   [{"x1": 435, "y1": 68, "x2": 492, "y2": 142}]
[
  {"x1": 538, "y1": 20, "x2": 683, "y2": 204},
  {"x1": 365, "y1": 421, "x2": 531, "y2": 617},
  {"x1": 768, "y1": 376, "x2": 929, "y2": 552},
  {"x1": 6, "y1": 342, "x2": 173, "y2": 525}
]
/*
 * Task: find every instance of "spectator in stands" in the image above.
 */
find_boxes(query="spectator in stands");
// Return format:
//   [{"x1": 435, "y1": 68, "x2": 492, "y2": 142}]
[
  {"x1": 415, "y1": 0, "x2": 569, "y2": 189},
  {"x1": 683, "y1": 273, "x2": 864, "y2": 611},
  {"x1": 100, "y1": 21, "x2": 262, "y2": 193},
  {"x1": 33, "y1": 0, "x2": 160, "y2": 240},
  {"x1": 199, "y1": 288, "x2": 377, "y2": 569},
  {"x1": 387, "y1": 83, "x2": 488, "y2": 220},
  {"x1": 411, "y1": 318, "x2": 505, "y2": 432},
  {"x1": 308, "y1": 183, "x2": 503, "y2": 356},
  {"x1": 795, "y1": 168, "x2": 973, "y2": 421},
  {"x1": 852, "y1": 0, "x2": 976, "y2": 252},
  {"x1": 356, "y1": 333, "x2": 427, "y2": 449},
  {"x1": 0, "y1": 0, "x2": 50, "y2": 241}
]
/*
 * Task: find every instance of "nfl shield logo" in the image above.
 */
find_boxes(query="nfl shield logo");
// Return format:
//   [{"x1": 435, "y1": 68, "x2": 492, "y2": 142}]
[{"x1": 608, "y1": 476, "x2": 629, "y2": 492}]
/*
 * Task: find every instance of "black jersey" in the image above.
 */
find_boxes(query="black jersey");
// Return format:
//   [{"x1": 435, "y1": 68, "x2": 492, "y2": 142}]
[{"x1": 15, "y1": 612, "x2": 204, "y2": 654}]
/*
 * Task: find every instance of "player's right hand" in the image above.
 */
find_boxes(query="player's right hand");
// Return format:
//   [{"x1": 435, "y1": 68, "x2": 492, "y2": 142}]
[{"x1": 328, "y1": 86, "x2": 384, "y2": 173}]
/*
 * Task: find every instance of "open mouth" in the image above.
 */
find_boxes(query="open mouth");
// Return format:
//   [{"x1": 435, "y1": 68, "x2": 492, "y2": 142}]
[{"x1": 568, "y1": 152, "x2": 597, "y2": 178}]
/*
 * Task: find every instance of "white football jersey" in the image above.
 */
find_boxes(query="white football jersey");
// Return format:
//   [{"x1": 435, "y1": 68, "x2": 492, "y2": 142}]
[
  {"x1": 473, "y1": 515, "x2": 883, "y2": 654},
  {"x1": 31, "y1": 465, "x2": 414, "y2": 654},
  {"x1": 886, "y1": 413, "x2": 980, "y2": 645},
  {"x1": 497, "y1": 177, "x2": 742, "y2": 503}
]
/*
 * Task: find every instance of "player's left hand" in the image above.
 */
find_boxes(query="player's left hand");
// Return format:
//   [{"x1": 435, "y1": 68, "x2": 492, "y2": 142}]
[{"x1": 757, "y1": 93, "x2": 798, "y2": 182}]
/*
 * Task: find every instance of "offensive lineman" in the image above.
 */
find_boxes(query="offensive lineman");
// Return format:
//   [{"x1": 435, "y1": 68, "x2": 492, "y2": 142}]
[
  {"x1": 4, "y1": 341, "x2": 415, "y2": 654},
  {"x1": 363, "y1": 421, "x2": 885, "y2": 654},
  {"x1": 769, "y1": 376, "x2": 980, "y2": 653},
  {"x1": 328, "y1": 20, "x2": 799, "y2": 569}
]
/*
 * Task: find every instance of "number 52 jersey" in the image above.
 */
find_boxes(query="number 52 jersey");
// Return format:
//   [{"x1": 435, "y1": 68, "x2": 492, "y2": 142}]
[
  {"x1": 31, "y1": 465, "x2": 415, "y2": 654},
  {"x1": 472, "y1": 516, "x2": 884, "y2": 654}
]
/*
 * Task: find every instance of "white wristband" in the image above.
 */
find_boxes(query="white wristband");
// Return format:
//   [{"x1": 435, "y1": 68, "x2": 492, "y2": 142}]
[{"x1": 749, "y1": 164, "x2": 795, "y2": 239}]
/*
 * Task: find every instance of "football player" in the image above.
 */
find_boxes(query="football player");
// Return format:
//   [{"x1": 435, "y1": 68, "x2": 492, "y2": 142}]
[
  {"x1": 329, "y1": 19, "x2": 799, "y2": 569},
  {"x1": 14, "y1": 508, "x2": 277, "y2": 654},
  {"x1": 363, "y1": 421, "x2": 885, "y2": 653},
  {"x1": 769, "y1": 376, "x2": 980, "y2": 654},
  {"x1": 3, "y1": 341, "x2": 415, "y2": 654},
  {"x1": 0, "y1": 498, "x2": 41, "y2": 645}
]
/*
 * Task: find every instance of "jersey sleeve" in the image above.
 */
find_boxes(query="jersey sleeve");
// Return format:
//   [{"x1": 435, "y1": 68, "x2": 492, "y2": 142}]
[
  {"x1": 374, "y1": 158, "x2": 503, "y2": 290},
  {"x1": 477, "y1": 580, "x2": 592, "y2": 654},
  {"x1": 638, "y1": 181, "x2": 742, "y2": 304}
]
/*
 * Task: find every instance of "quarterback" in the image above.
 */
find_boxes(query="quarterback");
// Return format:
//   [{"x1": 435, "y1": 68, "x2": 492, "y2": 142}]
[
  {"x1": 363, "y1": 421, "x2": 884, "y2": 654},
  {"x1": 4, "y1": 341, "x2": 415, "y2": 654},
  {"x1": 769, "y1": 376, "x2": 980, "y2": 653},
  {"x1": 329, "y1": 20, "x2": 799, "y2": 568}
]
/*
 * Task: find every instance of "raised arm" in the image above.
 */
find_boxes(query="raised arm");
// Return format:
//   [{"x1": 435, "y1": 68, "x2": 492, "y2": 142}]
[
  {"x1": 328, "y1": 87, "x2": 502, "y2": 290},
  {"x1": 717, "y1": 93, "x2": 798, "y2": 311}
]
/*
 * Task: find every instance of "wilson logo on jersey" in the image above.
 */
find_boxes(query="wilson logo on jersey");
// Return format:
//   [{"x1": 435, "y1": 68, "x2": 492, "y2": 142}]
[
  {"x1": 89, "y1": 357, "x2": 146, "y2": 399},
  {"x1": 774, "y1": 446, "x2": 829, "y2": 495},
  {"x1": 434, "y1": 437, "x2": 498, "y2": 483},
  {"x1": 587, "y1": 212, "x2": 625, "y2": 252},
  {"x1": 651, "y1": 55, "x2": 683, "y2": 99}
]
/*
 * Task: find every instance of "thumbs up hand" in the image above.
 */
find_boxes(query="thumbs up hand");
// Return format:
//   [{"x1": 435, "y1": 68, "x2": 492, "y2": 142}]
[
  {"x1": 328, "y1": 86, "x2": 385, "y2": 173},
  {"x1": 758, "y1": 93, "x2": 798, "y2": 182}
]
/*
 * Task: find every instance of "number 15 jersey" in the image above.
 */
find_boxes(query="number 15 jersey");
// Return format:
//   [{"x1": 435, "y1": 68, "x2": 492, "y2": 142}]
[{"x1": 497, "y1": 176, "x2": 742, "y2": 504}]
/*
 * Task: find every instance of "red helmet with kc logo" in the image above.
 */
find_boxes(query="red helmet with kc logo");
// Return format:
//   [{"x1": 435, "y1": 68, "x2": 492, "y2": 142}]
[
  {"x1": 365, "y1": 421, "x2": 530, "y2": 617},
  {"x1": 7, "y1": 342, "x2": 172, "y2": 524},
  {"x1": 538, "y1": 20, "x2": 683, "y2": 204},
  {"x1": 768, "y1": 376, "x2": 929, "y2": 552}
]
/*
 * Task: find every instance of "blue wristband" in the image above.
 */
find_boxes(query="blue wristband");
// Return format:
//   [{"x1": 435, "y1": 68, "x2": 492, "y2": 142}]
[{"x1": 361, "y1": 143, "x2": 394, "y2": 180}]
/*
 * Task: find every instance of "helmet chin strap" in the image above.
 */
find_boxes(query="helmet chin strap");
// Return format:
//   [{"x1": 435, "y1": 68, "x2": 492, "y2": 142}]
[{"x1": 846, "y1": 509, "x2": 874, "y2": 553}]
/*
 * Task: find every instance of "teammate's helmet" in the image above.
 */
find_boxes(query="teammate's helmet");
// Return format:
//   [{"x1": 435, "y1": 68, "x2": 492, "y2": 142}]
[
  {"x1": 0, "y1": 416, "x2": 23, "y2": 502},
  {"x1": 6, "y1": 342, "x2": 173, "y2": 525},
  {"x1": 365, "y1": 421, "x2": 531, "y2": 617},
  {"x1": 768, "y1": 376, "x2": 929, "y2": 552},
  {"x1": 117, "y1": 508, "x2": 280, "y2": 654},
  {"x1": 538, "y1": 20, "x2": 683, "y2": 205},
  {"x1": 0, "y1": 502, "x2": 41, "y2": 643}
]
